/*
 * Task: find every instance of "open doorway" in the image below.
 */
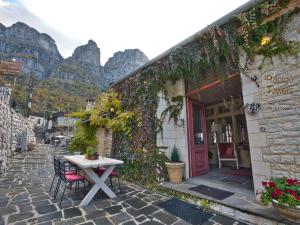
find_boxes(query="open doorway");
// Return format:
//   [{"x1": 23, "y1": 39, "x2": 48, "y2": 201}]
[{"x1": 186, "y1": 74, "x2": 254, "y2": 197}]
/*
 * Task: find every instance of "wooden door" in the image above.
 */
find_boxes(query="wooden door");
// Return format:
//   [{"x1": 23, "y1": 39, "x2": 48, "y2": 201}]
[{"x1": 187, "y1": 98, "x2": 209, "y2": 177}]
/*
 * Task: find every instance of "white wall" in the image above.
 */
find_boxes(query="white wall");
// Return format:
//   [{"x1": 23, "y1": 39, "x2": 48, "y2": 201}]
[
  {"x1": 156, "y1": 80, "x2": 190, "y2": 178},
  {"x1": 29, "y1": 116, "x2": 46, "y2": 127},
  {"x1": 57, "y1": 117, "x2": 78, "y2": 127}
]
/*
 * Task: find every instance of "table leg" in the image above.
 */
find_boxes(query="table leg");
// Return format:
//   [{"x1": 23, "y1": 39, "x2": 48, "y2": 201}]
[{"x1": 79, "y1": 165, "x2": 116, "y2": 206}]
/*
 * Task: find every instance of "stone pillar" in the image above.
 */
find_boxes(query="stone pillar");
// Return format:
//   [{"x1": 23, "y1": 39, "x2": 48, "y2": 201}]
[
  {"x1": 96, "y1": 127, "x2": 113, "y2": 157},
  {"x1": 239, "y1": 13, "x2": 300, "y2": 198}
]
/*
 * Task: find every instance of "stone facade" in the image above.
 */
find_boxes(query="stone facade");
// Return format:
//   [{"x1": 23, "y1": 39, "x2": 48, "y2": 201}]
[
  {"x1": 0, "y1": 98, "x2": 35, "y2": 171},
  {"x1": 156, "y1": 80, "x2": 190, "y2": 178},
  {"x1": 157, "y1": 12, "x2": 300, "y2": 196},
  {"x1": 96, "y1": 127, "x2": 113, "y2": 157},
  {"x1": 240, "y1": 13, "x2": 300, "y2": 194}
]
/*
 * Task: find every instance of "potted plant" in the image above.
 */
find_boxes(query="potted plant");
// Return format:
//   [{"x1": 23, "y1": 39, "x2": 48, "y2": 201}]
[
  {"x1": 165, "y1": 145, "x2": 185, "y2": 184},
  {"x1": 85, "y1": 146, "x2": 99, "y2": 160},
  {"x1": 261, "y1": 177, "x2": 300, "y2": 223}
]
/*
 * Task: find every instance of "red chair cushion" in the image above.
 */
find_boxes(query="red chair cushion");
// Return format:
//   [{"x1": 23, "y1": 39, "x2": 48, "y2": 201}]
[
  {"x1": 219, "y1": 143, "x2": 235, "y2": 158},
  {"x1": 65, "y1": 174, "x2": 85, "y2": 182},
  {"x1": 95, "y1": 167, "x2": 119, "y2": 177},
  {"x1": 110, "y1": 171, "x2": 119, "y2": 177},
  {"x1": 65, "y1": 171, "x2": 76, "y2": 175}
]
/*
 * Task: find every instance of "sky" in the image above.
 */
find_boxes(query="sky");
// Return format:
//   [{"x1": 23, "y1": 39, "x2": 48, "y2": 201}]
[{"x1": 0, "y1": 0, "x2": 249, "y2": 64}]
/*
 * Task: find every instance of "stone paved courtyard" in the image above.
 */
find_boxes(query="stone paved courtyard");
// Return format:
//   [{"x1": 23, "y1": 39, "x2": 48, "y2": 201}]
[{"x1": 0, "y1": 143, "x2": 246, "y2": 225}]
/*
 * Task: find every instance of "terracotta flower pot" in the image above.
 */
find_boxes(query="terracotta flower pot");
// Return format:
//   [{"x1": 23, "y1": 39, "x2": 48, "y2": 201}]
[
  {"x1": 27, "y1": 142, "x2": 35, "y2": 151},
  {"x1": 272, "y1": 200, "x2": 300, "y2": 223},
  {"x1": 85, "y1": 154, "x2": 99, "y2": 160},
  {"x1": 165, "y1": 162, "x2": 184, "y2": 184}
]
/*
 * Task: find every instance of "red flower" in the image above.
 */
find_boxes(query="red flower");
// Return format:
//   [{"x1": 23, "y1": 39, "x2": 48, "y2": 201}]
[
  {"x1": 271, "y1": 188, "x2": 283, "y2": 198},
  {"x1": 268, "y1": 181, "x2": 276, "y2": 188},
  {"x1": 296, "y1": 196, "x2": 300, "y2": 201},
  {"x1": 287, "y1": 189, "x2": 297, "y2": 196},
  {"x1": 287, "y1": 178, "x2": 297, "y2": 186},
  {"x1": 262, "y1": 181, "x2": 268, "y2": 187}
]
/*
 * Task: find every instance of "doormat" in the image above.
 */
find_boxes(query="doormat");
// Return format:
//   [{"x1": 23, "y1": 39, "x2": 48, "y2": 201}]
[
  {"x1": 226, "y1": 168, "x2": 252, "y2": 177},
  {"x1": 157, "y1": 198, "x2": 213, "y2": 225},
  {"x1": 221, "y1": 176, "x2": 250, "y2": 184},
  {"x1": 189, "y1": 185, "x2": 234, "y2": 200}
]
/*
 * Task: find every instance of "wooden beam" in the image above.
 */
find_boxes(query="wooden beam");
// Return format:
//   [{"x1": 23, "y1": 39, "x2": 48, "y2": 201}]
[
  {"x1": 0, "y1": 61, "x2": 22, "y2": 76},
  {"x1": 186, "y1": 73, "x2": 239, "y2": 97}
]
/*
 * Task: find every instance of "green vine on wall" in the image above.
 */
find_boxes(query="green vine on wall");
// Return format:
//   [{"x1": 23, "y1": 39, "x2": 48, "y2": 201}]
[
  {"x1": 69, "y1": 90, "x2": 138, "y2": 153},
  {"x1": 160, "y1": 95, "x2": 184, "y2": 123},
  {"x1": 236, "y1": 0, "x2": 300, "y2": 70},
  {"x1": 112, "y1": 1, "x2": 299, "y2": 184},
  {"x1": 70, "y1": 0, "x2": 300, "y2": 185}
]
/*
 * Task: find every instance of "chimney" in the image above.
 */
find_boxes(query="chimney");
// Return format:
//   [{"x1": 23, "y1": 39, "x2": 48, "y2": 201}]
[{"x1": 86, "y1": 99, "x2": 95, "y2": 111}]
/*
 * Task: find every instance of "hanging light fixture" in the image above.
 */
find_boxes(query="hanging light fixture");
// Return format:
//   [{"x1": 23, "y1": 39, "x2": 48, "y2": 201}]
[{"x1": 244, "y1": 102, "x2": 261, "y2": 115}]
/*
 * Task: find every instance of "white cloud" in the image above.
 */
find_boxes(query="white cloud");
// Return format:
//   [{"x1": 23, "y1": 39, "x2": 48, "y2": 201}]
[
  {"x1": 0, "y1": 0, "x2": 81, "y2": 57},
  {"x1": 2, "y1": 0, "x2": 249, "y2": 63},
  {"x1": 0, "y1": 0, "x2": 9, "y2": 7}
]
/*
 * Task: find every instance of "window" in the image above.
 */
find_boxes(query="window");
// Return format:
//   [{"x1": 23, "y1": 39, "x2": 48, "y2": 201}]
[
  {"x1": 225, "y1": 124, "x2": 233, "y2": 143},
  {"x1": 37, "y1": 118, "x2": 41, "y2": 124},
  {"x1": 207, "y1": 121, "x2": 217, "y2": 144},
  {"x1": 193, "y1": 104, "x2": 204, "y2": 144}
]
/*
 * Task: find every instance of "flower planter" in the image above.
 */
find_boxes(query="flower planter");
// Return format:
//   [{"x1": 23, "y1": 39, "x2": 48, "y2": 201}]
[
  {"x1": 85, "y1": 154, "x2": 99, "y2": 160},
  {"x1": 165, "y1": 162, "x2": 184, "y2": 184},
  {"x1": 272, "y1": 201, "x2": 300, "y2": 223}
]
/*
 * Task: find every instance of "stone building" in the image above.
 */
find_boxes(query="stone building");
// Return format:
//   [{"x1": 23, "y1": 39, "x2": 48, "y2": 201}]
[
  {"x1": 111, "y1": 0, "x2": 300, "y2": 216},
  {"x1": 0, "y1": 98, "x2": 35, "y2": 171}
]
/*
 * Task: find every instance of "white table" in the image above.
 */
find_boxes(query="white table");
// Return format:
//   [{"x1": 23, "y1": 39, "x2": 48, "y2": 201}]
[
  {"x1": 54, "y1": 135, "x2": 65, "y2": 139},
  {"x1": 64, "y1": 155, "x2": 123, "y2": 206}
]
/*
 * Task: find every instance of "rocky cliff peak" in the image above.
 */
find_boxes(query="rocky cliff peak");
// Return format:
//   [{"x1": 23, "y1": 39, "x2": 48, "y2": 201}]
[
  {"x1": 0, "y1": 22, "x2": 63, "y2": 79},
  {"x1": 1, "y1": 22, "x2": 62, "y2": 57},
  {"x1": 0, "y1": 21, "x2": 148, "y2": 95},
  {"x1": 104, "y1": 49, "x2": 148, "y2": 85},
  {"x1": 69, "y1": 39, "x2": 101, "y2": 66}
]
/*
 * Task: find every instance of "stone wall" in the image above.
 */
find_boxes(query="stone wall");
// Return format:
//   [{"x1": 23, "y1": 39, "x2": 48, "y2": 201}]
[
  {"x1": 96, "y1": 127, "x2": 113, "y2": 157},
  {"x1": 0, "y1": 99, "x2": 35, "y2": 171},
  {"x1": 156, "y1": 80, "x2": 190, "y2": 178},
  {"x1": 240, "y1": 13, "x2": 300, "y2": 194}
]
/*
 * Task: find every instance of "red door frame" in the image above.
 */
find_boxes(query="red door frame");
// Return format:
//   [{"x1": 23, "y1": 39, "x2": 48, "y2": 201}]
[{"x1": 186, "y1": 97, "x2": 209, "y2": 177}]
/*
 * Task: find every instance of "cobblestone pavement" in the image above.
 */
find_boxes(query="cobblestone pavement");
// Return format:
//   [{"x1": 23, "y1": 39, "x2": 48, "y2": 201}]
[{"x1": 0, "y1": 143, "x2": 246, "y2": 225}]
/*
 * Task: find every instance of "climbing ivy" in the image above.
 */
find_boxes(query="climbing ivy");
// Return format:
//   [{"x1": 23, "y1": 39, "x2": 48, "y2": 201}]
[
  {"x1": 71, "y1": 1, "x2": 300, "y2": 184},
  {"x1": 112, "y1": 1, "x2": 299, "y2": 184}
]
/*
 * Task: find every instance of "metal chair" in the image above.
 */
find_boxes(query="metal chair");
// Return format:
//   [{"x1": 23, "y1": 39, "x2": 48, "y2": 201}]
[
  {"x1": 57, "y1": 160, "x2": 86, "y2": 207},
  {"x1": 49, "y1": 156, "x2": 77, "y2": 199}
]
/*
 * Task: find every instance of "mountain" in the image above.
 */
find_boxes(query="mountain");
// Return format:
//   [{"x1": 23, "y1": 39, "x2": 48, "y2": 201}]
[
  {"x1": 0, "y1": 22, "x2": 63, "y2": 79},
  {"x1": 104, "y1": 49, "x2": 148, "y2": 86},
  {"x1": 0, "y1": 22, "x2": 148, "y2": 113},
  {"x1": 51, "y1": 40, "x2": 106, "y2": 89}
]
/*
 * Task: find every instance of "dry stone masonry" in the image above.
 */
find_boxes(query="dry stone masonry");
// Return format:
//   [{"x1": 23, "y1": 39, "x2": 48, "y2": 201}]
[
  {"x1": 240, "y1": 13, "x2": 300, "y2": 194},
  {"x1": 0, "y1": 98, "x2": 35, "y2": 171},
  {"x1": 96, "y1": 127, "x2": 113, "y2": 157}
]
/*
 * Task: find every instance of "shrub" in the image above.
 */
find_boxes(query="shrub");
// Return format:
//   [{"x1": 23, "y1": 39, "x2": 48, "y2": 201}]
[
  {"x1": 171, "y1": 145, "x2": 180, "y2": 162},
  {"x1": 86, "y1": 146, "x2": 97, "y2": 156}
]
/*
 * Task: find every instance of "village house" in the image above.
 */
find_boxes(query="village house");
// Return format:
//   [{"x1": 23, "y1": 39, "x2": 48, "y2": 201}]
[
  {"x1": 111, "y1": 0, "x2": 300, "y2": 223},
  {"x1": 29, "y1": 112, "x2": 46, "y2": 128},
  {"x1": 52, "y1": 111, "x2": 79, "y2": 128}
]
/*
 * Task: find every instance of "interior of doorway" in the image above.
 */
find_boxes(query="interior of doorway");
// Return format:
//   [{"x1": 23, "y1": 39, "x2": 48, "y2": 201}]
[{"x1": 187, "y1": 75, "x2": 254, "y2": 196}]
